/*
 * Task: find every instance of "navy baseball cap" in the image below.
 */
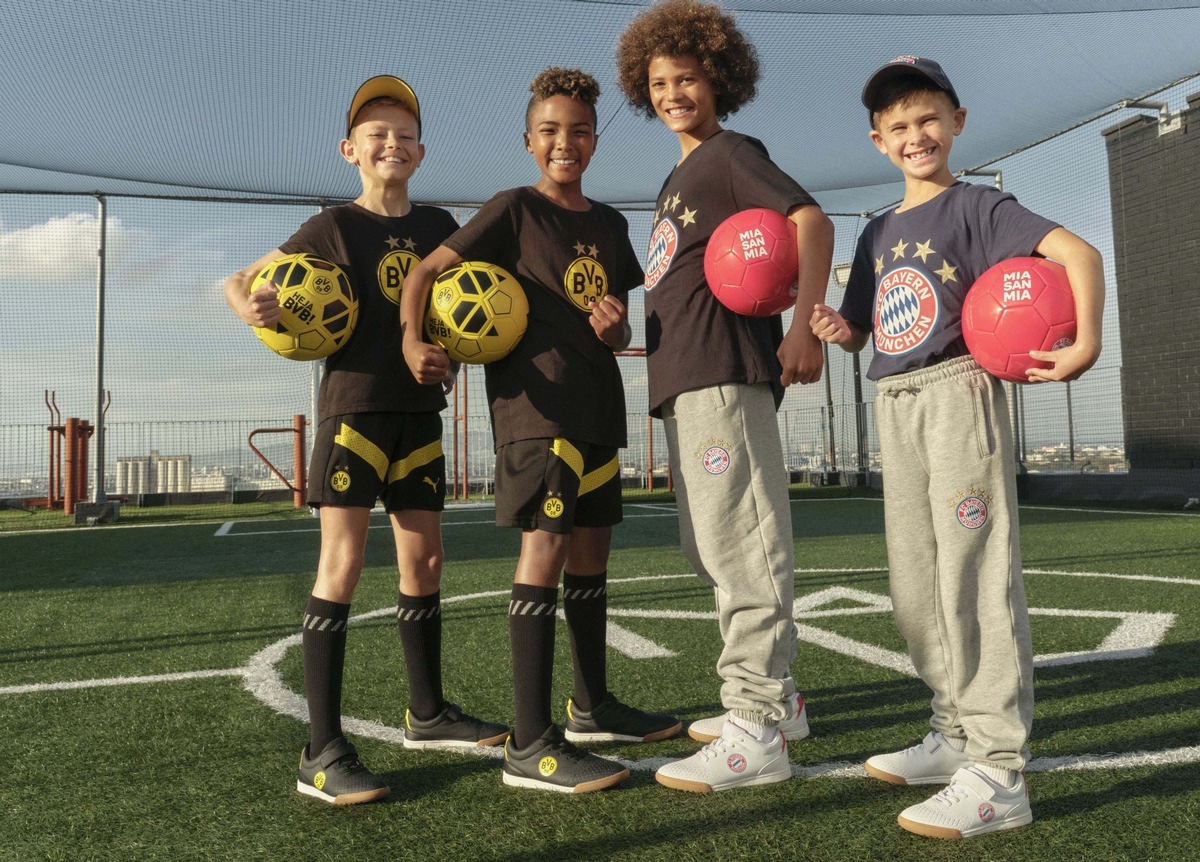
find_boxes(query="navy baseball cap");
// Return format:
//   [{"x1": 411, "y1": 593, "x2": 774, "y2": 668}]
[{"x1": 861, "y1": 56, "x2": 959, "y2": 110}]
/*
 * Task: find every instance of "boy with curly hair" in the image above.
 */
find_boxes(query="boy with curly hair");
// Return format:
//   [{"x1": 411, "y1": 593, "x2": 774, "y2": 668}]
[
  {"x1": 615, "y1": 0, "x2": 834, "y2": 792},
  {"x1": 811, "y1": 56, "x2": 1104, "y2": 838},
  {"x1": 401, "y1": 67, "x2": 680, "y2": 794},
  {"x1": 225, "y1": 76, "x2": 508, "y2": 805}
]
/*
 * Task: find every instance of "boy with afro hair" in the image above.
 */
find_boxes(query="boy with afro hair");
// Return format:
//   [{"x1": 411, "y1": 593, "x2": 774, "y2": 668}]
[{"x1": 616, "y1": 0, "x2": 834, "y2": 792}]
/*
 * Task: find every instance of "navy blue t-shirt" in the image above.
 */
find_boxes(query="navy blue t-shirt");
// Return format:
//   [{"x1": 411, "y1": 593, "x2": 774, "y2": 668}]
[{"x1": 840, "y1": 182, "x2": 1058, "y2": 381}]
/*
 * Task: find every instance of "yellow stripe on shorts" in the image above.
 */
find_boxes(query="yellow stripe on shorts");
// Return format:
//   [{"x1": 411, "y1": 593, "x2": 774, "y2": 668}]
[
  {"x1": 334, "y1": 424, "x2": 389, "y2": 482},
  {"x1": 550, "y1": 438, "x2": 618, "y2": 497},
  {"x1": 386, "y1": 439, "x2": 444, "y2": 484}
]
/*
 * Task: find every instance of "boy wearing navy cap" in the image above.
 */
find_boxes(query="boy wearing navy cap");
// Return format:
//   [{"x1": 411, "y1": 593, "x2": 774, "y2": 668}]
[{"x1": 811, "y1": 56, "x2": 1104, "y2": 837}]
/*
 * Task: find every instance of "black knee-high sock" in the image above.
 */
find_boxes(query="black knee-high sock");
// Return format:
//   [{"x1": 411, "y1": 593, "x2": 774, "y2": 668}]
[
  {"x1": 397, "y1": 591, "x2": 443, "y2": 720},
  {"x1": 302, "y1": 595, "x2": 350, "y2": 755},
  {"x1": 509, "y1": 584, "x2": 558, "y2": 749},
  {"x1": 562, "y1": 571, "x2": 608, "y2": 712}
]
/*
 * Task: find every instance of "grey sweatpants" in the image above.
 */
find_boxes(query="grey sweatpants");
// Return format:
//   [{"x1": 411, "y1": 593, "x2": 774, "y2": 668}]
[
  {"x1": 875, "y1": 355, "x2": 1034, "y2": 771},
  {"x1": 661, "y1": 382, "x2": 797, "y2": 724}
]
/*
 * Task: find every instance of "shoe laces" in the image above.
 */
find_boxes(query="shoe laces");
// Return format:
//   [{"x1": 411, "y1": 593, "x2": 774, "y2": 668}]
[
  {"x1": 696, "y1": 736, "x2": 735, "y2": 762},
  {"x1": 930, "y1": 781, "x2": 971, "y2": 808}
]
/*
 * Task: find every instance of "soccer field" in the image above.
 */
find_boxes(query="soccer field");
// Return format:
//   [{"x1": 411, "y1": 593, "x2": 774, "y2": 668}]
[{"x1": 3, "y1": 493, "x2": 1198, "y2": 862}]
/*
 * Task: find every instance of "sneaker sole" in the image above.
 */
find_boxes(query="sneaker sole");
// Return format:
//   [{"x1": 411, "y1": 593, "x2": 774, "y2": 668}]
[
  {"x1": 402, "y1": 730, "x2": 509, "y2": 751},
  {"x1": 655, "y1": 768, "x2": 792, "y2": 794},
  {"x1": 502, "y1": 767, "x2": 630, "y2": 794},
  {"x1": 564, "y1": 720, "x2": 682, "y2": 744},
  {"x1": 863, "y1": 760, "x2": 958, "y2": 786},
  {"x1": 295, "y1": 780, "x2": 391, "y2": 805},
  {"x1": 897, "y1": 809, "x2": 1033, "y2": 840}
]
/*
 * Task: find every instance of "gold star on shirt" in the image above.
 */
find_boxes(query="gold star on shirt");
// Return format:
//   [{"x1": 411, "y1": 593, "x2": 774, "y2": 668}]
[
  {"x1": 386, "y1": 236, "x2": 402, "y2": 249},
  {"x1": 402, "y1": 237, "x2": 417, "y2": 251},
  {"x1": 669, "y1": 193, "x2": 682, "y2": 211},
  {"x1": 574, "y1": 241, "x2": 587, "y2": 255},
  {"x1": 913, "y1": 240, "x2": 936, "y2": 262},
  {"x1": 680, "y1": 207, "x2": 697, "y2": 227},
  {"x1": 587, "y1": 244, "x2": 599, "y2": 257},
  {"x1": 890, "y1": 238, "x2": 908, "y2": 260},
  {"x1": 875, "y1": 256, "x2": 884, "y2": 275},
  {"x1": 934, "y1": 260, "x2": 959, "y2": 284}
]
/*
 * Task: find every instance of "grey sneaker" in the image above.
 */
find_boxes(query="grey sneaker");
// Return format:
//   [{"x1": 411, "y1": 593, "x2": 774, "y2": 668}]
[
  {"x1": 295, "y1": 737, "x2": 390, "y2": 805},
  {"x1": 865, "y1": 731, "x2": 972, "y2": 786},
  {"x1": 657, "y1": 719, "x2": 792, "y2": 793},
  {"x1": 502, "y1": 726, "x2": 629, "y2": 793},
  {"x1": 688, "y1": 692, "x2": 809, "y2": 743},
  {"x1": 402, "y1": 701, "x2": 509, "y2": 751},
  {"x1": 564, "y1": 693, "x2": 682, "y2": 743}
]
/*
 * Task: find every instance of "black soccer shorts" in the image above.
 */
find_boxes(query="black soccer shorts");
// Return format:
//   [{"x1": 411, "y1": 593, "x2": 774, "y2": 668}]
[
  {"x1": 307, "y1": 411, "x2": 445, "y2": 512},
  {"x1": 494, "y1": 437, "x2": 622, "y2": 534}
]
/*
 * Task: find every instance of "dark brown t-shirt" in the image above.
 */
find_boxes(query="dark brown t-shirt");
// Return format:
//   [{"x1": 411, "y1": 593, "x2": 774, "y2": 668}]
[
  {"x1": 444, "y1": 187, "x2": 644, "y2": 448},
  {"x1": 642, "y1": 131, "x2": 817, "y2": 417},
  {"x1": 280, "y1": 203, "x2": 458, "y2": 421}
]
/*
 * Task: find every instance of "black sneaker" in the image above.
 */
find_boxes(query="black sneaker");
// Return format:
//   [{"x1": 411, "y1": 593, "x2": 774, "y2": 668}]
[
  {"x1": 564, "y1": 693, "x2": 682, "y2": 743},
  {"x1": 402, "y1": 701, "x2": 510, "y2": 751},
  {"x1": 295, "y1": 737, "x2": 390, "y2": 805},
  {"x1": 502, "y1": 725, "x2": 630, "y2": 793}
]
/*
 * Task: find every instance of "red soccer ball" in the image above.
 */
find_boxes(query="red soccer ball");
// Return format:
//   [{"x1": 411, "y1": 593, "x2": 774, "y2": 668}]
[
  {"x1": 962, "y1": 256, "x2": 1077, "y2": 383},
  {"x1": 704, "y1": 208, "x2": 799, "y2": 317}
]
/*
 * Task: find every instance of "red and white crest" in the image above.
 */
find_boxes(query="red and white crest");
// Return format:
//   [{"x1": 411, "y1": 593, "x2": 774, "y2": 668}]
[{"x1": 874, "y1": 266, "x2": 939, "y2": 355}]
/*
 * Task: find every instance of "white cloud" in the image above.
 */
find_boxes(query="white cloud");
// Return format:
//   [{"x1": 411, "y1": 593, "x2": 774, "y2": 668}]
[{"x1": 0, "y1": 212, "x2": 135, "y2": 285}]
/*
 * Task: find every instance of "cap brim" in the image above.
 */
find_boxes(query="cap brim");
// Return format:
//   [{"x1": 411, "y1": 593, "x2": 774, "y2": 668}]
[{"x1": 347, "y1": 75, "x2": 420, "y2": 135}]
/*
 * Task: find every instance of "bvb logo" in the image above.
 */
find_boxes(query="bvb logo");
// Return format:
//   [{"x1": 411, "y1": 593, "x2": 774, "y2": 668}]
[
  {"x1": 542, "y1": 496, "x2": 564, "y2": 519},
  {"x1": 330, "y1": 471, "x2": 351, "y2": 493},
  {"x1": 378, "y1": 250, "x2": 421, "y2": 306},
  {"x1": 538, "y1": 756, "x2": 558, "y2": 777},
  {"x1": 563, "y1": 256, "x2": 608, "y2": 312}
]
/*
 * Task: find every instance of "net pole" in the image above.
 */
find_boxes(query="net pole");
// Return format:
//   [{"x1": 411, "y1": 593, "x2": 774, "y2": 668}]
[{"x1": 93, "y1": 194, "x2": 108, "y2": 504}]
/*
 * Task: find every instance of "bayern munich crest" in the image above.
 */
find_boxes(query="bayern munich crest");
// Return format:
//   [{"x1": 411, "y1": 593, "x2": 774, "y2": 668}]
[
  {"x1": 874, "y1": 266, "x2": 939, "y2": 355},
  {"x1": 644, "y1": 219, "x2": 679, "y2": 291},
  {"x1": 956, "y1": 496, "x2": 989, "y2": 530},
  {"x1": 702, "y1": 446, "x2": 731, "y2": 475},
  {"x1": 727, "y1": 753, "x2": 748, "y2": 773},
  {"x1": 978, "y1": 802, "x2": 996, "y2": 823}
]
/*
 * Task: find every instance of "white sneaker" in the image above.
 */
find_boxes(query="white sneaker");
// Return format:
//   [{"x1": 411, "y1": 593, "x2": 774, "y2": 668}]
[
  {"x1": 864, "y1": 731, "x2": 972, "y2": 786},
  {"x1": 897, "y1": 766, "x2": 1032, "y2": 839},
  {"x1": 656, "y1": 719, "x2": 792, "y2": 793},
  {"x1": 687, "y1": 693, "x2": 810, "y2": 744}
]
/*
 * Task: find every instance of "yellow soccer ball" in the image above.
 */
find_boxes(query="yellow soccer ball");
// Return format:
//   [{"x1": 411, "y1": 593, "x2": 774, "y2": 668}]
[
  {"x1": 425, "y1": 261, "x2": 529, "y2": 364},
  {"x1": 250, "y1": 253, "x2": 358, "y2": 361}
]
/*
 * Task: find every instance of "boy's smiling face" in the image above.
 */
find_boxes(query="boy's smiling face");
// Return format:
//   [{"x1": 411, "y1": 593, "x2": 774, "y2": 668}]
[
  {"x1": 647, "y1": 54, "x2": 720, "y2": 141},
  {"x1": 870, "y1": 90, "x2": 965, "y2": 187},
  {"x1": 525, "y1": 94, "x2": 597, "y2": 191},
  {"x1": 341, "y1": 101, "x2": 424, "y2": 186}
]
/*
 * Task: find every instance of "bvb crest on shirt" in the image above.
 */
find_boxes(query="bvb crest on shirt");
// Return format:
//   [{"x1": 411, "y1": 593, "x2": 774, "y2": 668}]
[
  {"x1": 378, "y1": 248, "x2": 421, "y2": 306},
  {"x1": 563, "y1": 255, "x2": 608, "y2": 312}
]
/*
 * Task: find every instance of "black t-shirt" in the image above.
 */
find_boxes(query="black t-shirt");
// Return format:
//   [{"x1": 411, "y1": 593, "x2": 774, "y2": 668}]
[
  {"x1": 643, "y1": 130, "x2": 817, "y2": 417},
  {"x1": 839, "y1": 182, "x2": 1058, "y2": 380},
  {"x1": 444, "y1": 187, "x2": 644, "y2": 448},
  {"x1": 280, "y1": 203, "x2": 458, "y2": 420}
]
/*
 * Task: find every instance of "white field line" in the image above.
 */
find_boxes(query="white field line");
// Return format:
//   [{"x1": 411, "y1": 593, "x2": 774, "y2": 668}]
[{"x1": 6, "y1": 573, "x2": 1197, "y2": 776}]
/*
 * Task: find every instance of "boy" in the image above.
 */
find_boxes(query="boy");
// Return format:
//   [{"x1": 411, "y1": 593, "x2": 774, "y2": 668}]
[
  {"x1": 615, "y1": 0, "x2": 834, "y2": 793},
  {"x1": 810, "y1": 56, "x2": 1104, "y2": 837},
  {"x1": 400, "y1": 67, "x2": 681, "y2": 794},
  {"x1": 224, "y1": 75, "x2": 508, "y2": 806}
]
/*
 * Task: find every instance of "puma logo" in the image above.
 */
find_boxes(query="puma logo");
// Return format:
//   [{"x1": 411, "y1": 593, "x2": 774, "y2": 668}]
[{"x1": 423, "y1": 476, "x2": 440, "y2": 493}]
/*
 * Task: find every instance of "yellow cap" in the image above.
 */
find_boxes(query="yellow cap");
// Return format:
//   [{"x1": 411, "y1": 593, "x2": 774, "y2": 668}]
[{"x1": 346, "y1": 75, "x2": 421, "y2": 137}]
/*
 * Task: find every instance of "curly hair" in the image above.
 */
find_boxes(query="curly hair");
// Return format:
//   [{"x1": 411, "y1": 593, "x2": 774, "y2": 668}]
[
  {"x1": 615, "y1": 0, "x2": 759, "y2": 121},
  {"x1": 526, "y1": 67, "x2": 600, "y2": 129}
]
